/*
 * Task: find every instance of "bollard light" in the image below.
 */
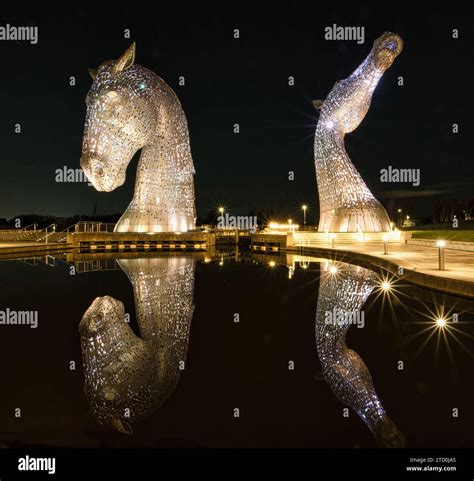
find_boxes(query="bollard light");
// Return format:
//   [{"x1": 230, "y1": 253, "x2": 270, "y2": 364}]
[
  {"x1": 437, "y1": 240, "x2": 446, "y2": 270},
  {"x1": 382, "y1": 234, "x2": 388, "y2": 255}
]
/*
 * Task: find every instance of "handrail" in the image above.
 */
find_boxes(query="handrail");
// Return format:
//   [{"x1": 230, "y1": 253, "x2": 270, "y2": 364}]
[
  {"x1": 38, "y1": 223, "x2": 57, "y2": 233},
  {"x1": 52, "y1": 223, "x2": 81, "y2": 243},
  {"x1": 35, "y1": 224, "x2": 57, "y2": 244},
  {"x1": 74, "y1": 222, "x2": 116, "y2": 233},
  {"x1": 58, "y1": 224, "x2": 77, "y2": 235},
  {"x1": 20, "y1": 223, "x2": 38, "y2": 232}
]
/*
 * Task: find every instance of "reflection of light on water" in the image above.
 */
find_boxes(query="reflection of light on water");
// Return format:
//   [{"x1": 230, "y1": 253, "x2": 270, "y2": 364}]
[
  {"x1": 436, "y1": 317, "x2": 447, "y2": 328},
  {"x1": 320, "y1": 261, "x2": 343, "y2": 280},
  {"x1": 404, "y1": 302, "x2": 474, "y2": 380},
  {"x1": 374, "y1": 273, "x2": 398, "y2": 297},
  {"x1": 288, "y1": 265, "x2": 295, "y2": 279}
]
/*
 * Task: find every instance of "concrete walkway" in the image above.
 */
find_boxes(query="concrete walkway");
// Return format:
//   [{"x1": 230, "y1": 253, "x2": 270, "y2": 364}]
[
  {"x1": 329, "y1": 242, "x2": 474, "y2": 283},
  {"x1": 0, "y1": 242, "x2": 69, "y2": 259},
  {"x1": 0, "y1": 242, "x2": 45, "y2": 248},
  {"x1": 293, "y1": 241, "x2": 474, "y2": 298}
]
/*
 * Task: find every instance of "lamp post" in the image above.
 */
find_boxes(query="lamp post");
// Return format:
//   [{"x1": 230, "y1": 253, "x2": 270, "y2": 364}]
[
  {"x1": 437, "y1": 240, "x2": 446, "y2": 270},
  {"x1": 218, "y1": 207, "x2": 224, "y2": 229},
  {"x1": 397, "y1": 208, "x2": 402, "y2": 228},
  {"x1": 302, "y1": 205, "x2": 307, "y2": 229}
]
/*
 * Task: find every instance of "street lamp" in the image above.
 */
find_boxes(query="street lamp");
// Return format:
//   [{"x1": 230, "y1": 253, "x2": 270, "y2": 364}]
[
  {"x1": 218, "y1": 207, "x2": 224, "y2": 229},
  {"x1": 302, "y1": 205, "x2": 307, "y2": 228}
]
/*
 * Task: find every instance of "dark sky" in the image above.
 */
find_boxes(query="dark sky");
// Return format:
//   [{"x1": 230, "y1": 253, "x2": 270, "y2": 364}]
[{"x1": 0, "y1": 5, "x2": 472, "y2": 223}]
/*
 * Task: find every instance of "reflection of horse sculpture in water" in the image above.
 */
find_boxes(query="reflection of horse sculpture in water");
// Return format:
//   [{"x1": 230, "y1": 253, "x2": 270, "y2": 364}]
[
  {"x1": 314, "y1": 32, "x2": 403, "y2": 232},
  {"x1": 81, "y1": 43, "x2": 196, "y2": 233},
  {"x1": 315, "y1": 262, "x2": 405, "y2": 447},
  {"x1": 79, "y1": 257, "x2": 195, "y2": 434}
]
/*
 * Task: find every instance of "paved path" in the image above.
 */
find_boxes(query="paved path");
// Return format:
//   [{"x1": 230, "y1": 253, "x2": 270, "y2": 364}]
[
  {"x1": 0, "y1": 242, "x2": 45, "y2": 248},
  {"x1": 326, "y1": 242, "x2": 474, "y2": 284},
  {"x1": 291, "y1": 241, "x2": 474, "y2": 298},
  {"x1": 0, "y1": 242, "x2": 68, "y2": 260}
]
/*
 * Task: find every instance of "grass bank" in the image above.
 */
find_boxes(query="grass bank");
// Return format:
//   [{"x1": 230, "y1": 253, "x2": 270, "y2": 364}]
[{"x1": 410, "y1": 230, "x2": 474, "y2": 242}]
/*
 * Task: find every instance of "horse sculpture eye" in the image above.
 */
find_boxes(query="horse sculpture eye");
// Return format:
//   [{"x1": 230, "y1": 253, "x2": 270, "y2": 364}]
[{"x1": 106, "y1": 90, "x2": 119, "y2": 101}]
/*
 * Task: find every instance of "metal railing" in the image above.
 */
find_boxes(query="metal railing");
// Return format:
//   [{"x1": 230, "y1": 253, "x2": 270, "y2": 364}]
[
  {"x1": 74, "y1": 221, "x2": 116, "y2": 233},
  {"x1": 21, "y1": 223, "x2": 38, "y2": 232},
  {"x1": 50, "y1": 224, "x2": 76, "y2": 243},
  {"x1": 215, "y1": 229, "x2": 253, "y2": 236},
  {"x1": 15, "y1": 223, "x2": 39, "y2": 241},
  {"x1": 35, "y1": 224, "x2": 58, "y2": 244},
  {"x1": 8, "y1": 221, "x2": 118, "y2": 244},
  {"x1": 75, "y1": 259, "x2": 120, "y2": 273},
  {"x1": 37, "y1": 222, "x2": 117, "y2": 243}
]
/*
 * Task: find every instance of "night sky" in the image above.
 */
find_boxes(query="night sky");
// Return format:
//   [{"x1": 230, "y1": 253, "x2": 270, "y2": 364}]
[{"x1": 0, "y1": 5, "x2": 472, "y2": 224}]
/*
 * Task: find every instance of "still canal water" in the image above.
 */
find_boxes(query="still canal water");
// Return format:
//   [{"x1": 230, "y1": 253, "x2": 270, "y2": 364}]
[{"x1": 0, "y1": 251, "x2": 473, "y2": 448}]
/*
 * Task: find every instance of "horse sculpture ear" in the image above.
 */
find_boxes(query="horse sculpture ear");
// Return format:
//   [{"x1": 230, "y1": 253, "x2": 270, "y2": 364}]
[
  {"x1": 112, "y1": 418, "x2": 133, "y2": 436},
  {"x1": 113, "y1": 42, "x2": 136, "y2": 74},
  {"x1": 313, "y1": 99, "x2": 324, "y2": 110},
  {"x1": 88, "y1": 68, "x2": 98, "y2": 80}
]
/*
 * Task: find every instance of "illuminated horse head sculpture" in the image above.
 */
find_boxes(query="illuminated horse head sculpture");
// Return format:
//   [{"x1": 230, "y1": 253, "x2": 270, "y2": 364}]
[
  {"x1": 81, "y1": 43, "x2": 196, "y2": 233},
  {"x1": 314, "y1": 32, "x2": 403, "y2": 232}
]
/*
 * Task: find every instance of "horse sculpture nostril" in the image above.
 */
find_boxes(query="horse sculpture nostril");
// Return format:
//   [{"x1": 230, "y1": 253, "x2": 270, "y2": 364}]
[
  {"x1": 379, "y1": 33, "x2": 403, "y2": 57},
  {"x1": 92, "y1": 160, "x2": 105, "y2": 177},
  {"x1": 385, "y1": 40, "x2": 397, "y2": 52}
]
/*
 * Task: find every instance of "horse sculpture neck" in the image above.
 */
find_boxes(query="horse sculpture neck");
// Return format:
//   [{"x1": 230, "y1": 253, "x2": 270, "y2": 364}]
[
  {"x1": 314, "y1": 32, "x2": 403, "y2": 233},
  {"x1": 115, "y1": 70, "x2": 196, "y2": 233}
]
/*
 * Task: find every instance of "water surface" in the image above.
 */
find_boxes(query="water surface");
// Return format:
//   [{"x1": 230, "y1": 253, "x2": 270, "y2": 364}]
[{"x1": 0, "y1": 251, "x2": 473, "y2": 448}]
